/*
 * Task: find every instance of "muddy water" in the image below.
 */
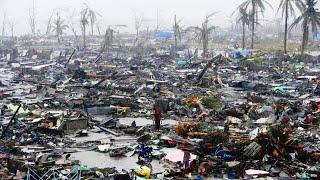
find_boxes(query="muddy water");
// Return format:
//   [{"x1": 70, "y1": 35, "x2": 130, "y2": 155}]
[
  {"x1": 70, "y1": 151, "x2": 165, "y2": 173},
  {"x1": 119, "y1": 117, "x2": 177, "y2": 126},
  {"x1": 68, "y1": 117, "x2": 175, "y2": 173}
]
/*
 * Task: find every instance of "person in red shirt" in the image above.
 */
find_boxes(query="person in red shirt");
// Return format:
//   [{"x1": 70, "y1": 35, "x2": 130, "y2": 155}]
[
  {"x1": 154, "y1": 105, "x2": 161, "y2": 131},
  {"x1": 316, "y1": 102, "x2": 320, "y2": 112},
  {"x1": 305, "y1": 114, "x2": 313, "y2": 124}
]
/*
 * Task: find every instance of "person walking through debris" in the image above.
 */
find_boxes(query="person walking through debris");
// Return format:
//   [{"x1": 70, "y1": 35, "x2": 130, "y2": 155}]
[{"x1": 154, "y1": 105, "x2": 161, "y2": 131}]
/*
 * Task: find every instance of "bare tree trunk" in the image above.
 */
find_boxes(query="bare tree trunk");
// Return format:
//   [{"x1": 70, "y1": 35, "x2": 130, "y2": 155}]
[
  {"x1": 91, "y1": 22, "x2": 94, "y2": 36},
  {"x1": 11, "y1": 26, "x2": 13, "y2": 38},
  {"x1": 29, "y1": 0, "x2": 36, "y2": 36},
  {"x1": 134, "y1": 30, "x2": 139, "y2": 47},
  {"x1": 301, "y1": 22, "x2": 308, "y2": 54},
  {"x1": 251, "y1": 3, "x2": 255, "y2": 49},
  {"x1": 71, "y1": 26, "x2": 79, "y2": 45},
  {"x1": 203, "y1": 25, "x2": 208, "y2": 56},
  {"x1": 96, "y1": 24, "x2": 101, "y2": 36},
  {"x1": 83, "y1": 25, "x2": 86, "y2": 49},
  {"x1": 174, "y1": 15, "x2": 177, "y2": 58},
  {"x1": 105, "y1": 28, "x2": 113, "y2": 56},
  {"x1": 203, "y1": 39, "x2": 208, "y2": 55},
  {"x1": 156, "y1": 9, "x2": 159, "y2": 32},
  {"x1": 284, "y1": 2, "x2": 288, "y2": 54},
  {"x1": 2, "y1": 13, "x2": 6, "y2": 36},
  {"x1": 46, "y1": 13, "x2": 53, "y2": 36},
  {"x1": 242, "y1": 21, "x2": 245, "y2": 49}
]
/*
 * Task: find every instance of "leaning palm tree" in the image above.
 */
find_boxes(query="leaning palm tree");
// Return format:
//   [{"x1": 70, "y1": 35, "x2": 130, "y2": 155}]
[
  {"x1": 277, "y1": 0, "x2": 304, "y2": 54},
  {"x1": 234, "y1": 7, "x2": 251, "y2": 49},
  {"x1": 80, "y1": 8, "x2": 89, "y2": 49},
  {"x1": 290, "y1": 0, "x2": 320, "y2": 54},
  {"x1": 240, "y1": 0, "x2": 272, "y2": 49},
  {"x1": 52, "y1": 12, "x2": 68, "y2": 44}
]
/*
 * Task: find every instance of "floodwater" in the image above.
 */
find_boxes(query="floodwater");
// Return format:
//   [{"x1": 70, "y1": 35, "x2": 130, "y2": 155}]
[
  {"x1": 70, "y1": 151, "x2": 165, "y2": 174},
  {"x1": 68, "y1": 117, "x2": 177, "y2": 174},
  {"x1": 119, "y1": 117, "x2": 177, "y2": 126}
]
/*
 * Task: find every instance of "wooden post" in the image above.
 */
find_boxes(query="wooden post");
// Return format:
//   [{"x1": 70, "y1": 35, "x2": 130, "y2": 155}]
[{"x1": 1, "y1": 104, "x2": 21, "y2": 138}]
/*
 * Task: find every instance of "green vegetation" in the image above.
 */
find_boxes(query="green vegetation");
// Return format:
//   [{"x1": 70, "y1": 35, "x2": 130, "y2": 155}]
[
  {"x1": 201, "y1": 97, "x2": 221, "y2": 110},
  {"x1": 277, "y1": 0, "x2": 304, "y2": 53},
  {"x1": 291, "y1": 53, "x2": 313, "y2": 63},
  {"x1": 290, "y1": 0, "x2": 320, "y2": 54},
  {"x1": 239, "y1": 0, "x2": 272, "y2": 49}
]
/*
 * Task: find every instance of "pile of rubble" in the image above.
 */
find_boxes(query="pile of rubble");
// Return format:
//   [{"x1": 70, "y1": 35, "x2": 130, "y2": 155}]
[{"x1": 0, "y1": 46, "x2": 320, "y2": 179}]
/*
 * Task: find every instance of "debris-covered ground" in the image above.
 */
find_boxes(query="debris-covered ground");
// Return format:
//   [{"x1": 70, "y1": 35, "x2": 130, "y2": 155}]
[{"x1": 1, "y1": 42, "x2": 320, "y2": 180}]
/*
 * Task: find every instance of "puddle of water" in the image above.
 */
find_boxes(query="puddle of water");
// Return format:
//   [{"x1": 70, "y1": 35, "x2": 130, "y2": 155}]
[
  {"x1": 119, "y1": 117, "x2": 177, "y2": 126},
  {"x1": 69, "y1": 132, "x2": 113, "y2": 143},
  {"x1": 70, "y1": 151, "x2": 165, "y2": 173}
]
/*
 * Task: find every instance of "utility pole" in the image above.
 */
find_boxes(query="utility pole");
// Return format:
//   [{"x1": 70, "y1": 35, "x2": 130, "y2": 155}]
[
  {"x1": 29, "y1": 0, "x2": 36, "y2": 36},
  {"x1": 1, "y1": 104, "x2": 21, "y2": 139},
  {"x1": 174, "y1": 15, "x2": 177, "y2": 59},
  {"x1": 46, "y1": 13, "x2": 54, "y2": 36},
  {"x1": 2, "y1": 13, "x2": 6, "y2": 36},
  {"x1": 156, "y1": 9, "x2": 159, "y2": 32},
  {"x1": 9, "y1": 20, "x2": 14, "y2": 38}
]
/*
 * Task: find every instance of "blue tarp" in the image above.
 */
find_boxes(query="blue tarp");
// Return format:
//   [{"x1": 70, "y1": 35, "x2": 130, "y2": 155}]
[
  {"x1": 230, "y1": 49, "x2": 248, "y2": 58},
  {"x1": 313, "y1": 34, "x2": 320, "y2": 41},
  {"x1": 154, "y1": 31, "x2": 173, "y2": 40}
]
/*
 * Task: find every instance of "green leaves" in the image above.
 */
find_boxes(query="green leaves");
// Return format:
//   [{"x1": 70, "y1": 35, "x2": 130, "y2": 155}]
[
  {"x1": 277, "y1": 0, "x2": 304, "y2": 19},
  {"x1": 173, "y1": 15, "x2": 183, "y2": 44},
  {"x1": 289, "y1": 0, "x2": 320, "y2": 53},
  {"x1": 290, "y1": 0, "x2": 320, "y2": 34},
  {"x1": 239, "y1": 0, "x2": 273, "y2": 21}
]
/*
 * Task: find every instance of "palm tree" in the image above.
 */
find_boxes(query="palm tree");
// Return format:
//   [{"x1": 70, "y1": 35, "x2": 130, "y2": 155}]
[
  {"x1": 88, "y1": 9, "x2": 97, "y2": 36},
  {"x1": 46, "y1": 13, "x2": 54, "y2": 36},
  {"x1": 8, "y1": 20, "x2": 15, "y2": 38},
  {"x1": 80, "y1": 8, "x2": 89, "y2": 49},
  {"x1": 81, "y1": 3, "x2": 101, "y2": 36},
  {"x1": 200, "y1": 13, "x2": 217, "y2": 56},
  {"x1": 173, "y1": 15, "x2": 183, "y2": 58},
  {"x1": 290, "y1": 0, "x2": 320, "y2": 54},
  {"x1": 240, "y1": 0, "x2": 272, "y2": 49},
  {"x1": 277, "y1": 0, "x2": 304, "y2": 54},
  {"x1": 234, "y1": 7, "x2": 251, "y2": 49},
  {"x1": 187, "y1": 13, "x2": 217, "y2": 57},
  {"x1": 133, "y1": 13, "x2": 143, "y2": 47},
  {"x1": 95, "y1": 27, "x2": 114, "y2": 62},
  {"x1": 102, "y1": 27, "x2": 114, "y2": 55},
  {"x1": 52, "y1": 12, "x2": 68, "y2": 44},
  {"x1": 88, "y1": 9, "x2": 101, "y2": 36}
]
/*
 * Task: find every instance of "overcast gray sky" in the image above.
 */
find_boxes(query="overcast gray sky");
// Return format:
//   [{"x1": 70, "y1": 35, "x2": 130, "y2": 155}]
[{"x1": 0, "y1": 0, "x2": 316, "y2": 35}]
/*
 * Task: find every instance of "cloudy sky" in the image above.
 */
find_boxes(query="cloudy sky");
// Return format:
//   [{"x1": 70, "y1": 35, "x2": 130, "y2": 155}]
[{"x1": 0, "y1": 0, "x2": 316, "y2": 35}]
